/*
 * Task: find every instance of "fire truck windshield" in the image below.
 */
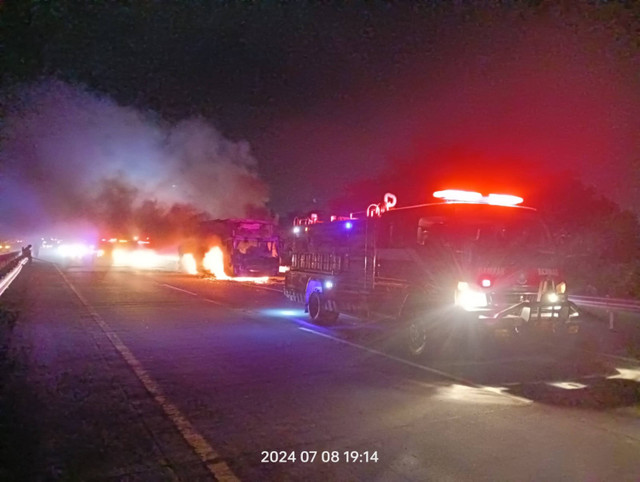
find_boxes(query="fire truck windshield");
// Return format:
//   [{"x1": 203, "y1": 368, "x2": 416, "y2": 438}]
[{"x1": 417, "y1": 204, "x2": 553, "y2": 255}]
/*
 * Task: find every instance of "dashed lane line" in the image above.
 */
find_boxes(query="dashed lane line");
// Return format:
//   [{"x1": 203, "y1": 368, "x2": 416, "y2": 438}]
[
  {"x1": 149, "y1": 277, "x2": 640, "y2": 391},
  {"x1": 157, "y1": 279, "x2": 531, "y2": 404},
  {"x1": 244, "y1": 284, "x2": 284, "y2": 293},
  {"x1": 160, "y1": 282, "x2": 230, "y2": 307},
  {"x1": 296, "y1": 326, "x2": 479, "y2": 386},
  {"x1": 295, "y1": 326, "x2": 532, "y2": 405},
  {"x1": 161, "y1": 283, "x2": 199, "y2": 296},
  {"x1": 203, "y1": 297, "x2": 228, "y2": 306},
  {"x1": 56, "y1": 266, "x2": 240, "y2": 482}
]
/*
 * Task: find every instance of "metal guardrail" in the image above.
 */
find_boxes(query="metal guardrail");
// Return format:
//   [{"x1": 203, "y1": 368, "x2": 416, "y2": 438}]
[
  {"x1": 0, "y1": 250, "x2": 21, "y2": 266},
  {"x1": 570, "y1": 295, "x2": 640, "y2": 313},
  {"x1": 0, "y1": 252, "x2": 28, "y2": 298}
]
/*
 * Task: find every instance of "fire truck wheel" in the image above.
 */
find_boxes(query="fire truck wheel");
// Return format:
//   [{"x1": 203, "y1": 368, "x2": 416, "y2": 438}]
[
  {"x1": 407, "y1": 319, "x2": 428, "y2": 357},
  {"x1": 308, "y1": 292, "x2": 339, "y2": 324}
]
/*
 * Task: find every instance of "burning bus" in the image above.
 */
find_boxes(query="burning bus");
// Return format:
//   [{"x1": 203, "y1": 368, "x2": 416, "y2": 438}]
[
  {"x1": 178, "y1": 219, "x2": 280, "y2": 279},
  {"x1": 284, "y1": 190, "x2": 579, "y2": 356}
]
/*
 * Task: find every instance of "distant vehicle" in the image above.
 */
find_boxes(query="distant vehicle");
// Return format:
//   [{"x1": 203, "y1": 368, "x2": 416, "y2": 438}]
[
  {"x1": 94, "y1": 236, "x2": 153, "y2": 266},
  {"x1": 284, "y1": 189, "x2": 579, "y2": 356},
  {"x1": 0, "y1": 239, "x2": 24, "y2": 253},
  {"x1": 179, "y1": 219, "x2": 280, "y2": 277}
]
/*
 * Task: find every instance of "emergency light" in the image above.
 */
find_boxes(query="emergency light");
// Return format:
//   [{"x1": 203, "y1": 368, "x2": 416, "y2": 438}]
[
  {"x1": 433, "y1": 190, "x2": 523, "y2": 206},
  {"x1": 366, "y1": 192, "x2": 398, "y2": 217}
]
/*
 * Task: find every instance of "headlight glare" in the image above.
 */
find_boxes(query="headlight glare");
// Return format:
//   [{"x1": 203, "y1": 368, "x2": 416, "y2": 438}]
[{"x1": 455, "y1": 281, "x2": 488, "y2": 310}]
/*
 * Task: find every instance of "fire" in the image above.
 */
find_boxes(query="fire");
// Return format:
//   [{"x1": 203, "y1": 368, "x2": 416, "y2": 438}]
[
  {"x1": 202, "y1": 246, "x2": 269, "y2": 284},
  {"x1": 181, "y1": 253, "x2": 198, "y2": 275},
  {"x1": 112, "y1": 248, "x2": 170, "y2": 269},
  {"x1": 203, "y1": 246, "x2": 228, "y2": 279}
]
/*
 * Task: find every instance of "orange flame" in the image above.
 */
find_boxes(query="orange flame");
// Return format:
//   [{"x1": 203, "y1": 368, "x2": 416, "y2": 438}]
[
  {"x1": 181, "y1": 253, "x2": 198, "y2": 275},
  {"x1": 203, "y1": 246, "x2": 228, "y2": 279},
  {"x1": 203, "y1": 246, "x2": 268, "y2": 284}
]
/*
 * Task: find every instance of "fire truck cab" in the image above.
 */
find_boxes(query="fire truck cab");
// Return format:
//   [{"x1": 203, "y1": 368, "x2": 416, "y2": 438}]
[{"x1": 284, "y1": 190, "x2": 579, "y2": 356}]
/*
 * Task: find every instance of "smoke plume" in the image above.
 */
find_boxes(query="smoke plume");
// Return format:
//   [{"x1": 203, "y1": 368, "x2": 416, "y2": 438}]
[{"x1": 0, "y1": 79, "x2": 269, "y2": 244}]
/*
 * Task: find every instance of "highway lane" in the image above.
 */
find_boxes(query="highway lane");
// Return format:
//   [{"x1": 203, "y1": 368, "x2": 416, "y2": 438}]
[{"x1": 2, "y1": 261, "x2": 640, "y2": 481}]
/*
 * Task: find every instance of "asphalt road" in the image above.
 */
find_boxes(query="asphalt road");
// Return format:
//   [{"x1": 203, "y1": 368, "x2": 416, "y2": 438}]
[{"x1": 1, "y1": 261, "x2": 639, "y2": 481}]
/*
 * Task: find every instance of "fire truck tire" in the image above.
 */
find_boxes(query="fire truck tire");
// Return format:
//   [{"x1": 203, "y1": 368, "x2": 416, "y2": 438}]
[
  {"x1": 400, "y1": 296, "x2": 431, "y2": 357},
  {"x1": 308, "y1": 292, "x2": 339, "y2": 324},
  {"x1": 407, "y1": 318, "x2": 428, "y2": 357}
]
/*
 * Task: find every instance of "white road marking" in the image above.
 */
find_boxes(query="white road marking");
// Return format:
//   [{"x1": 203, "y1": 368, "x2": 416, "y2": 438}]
[
  {"x1": 154, "y1": 276, "x2": 532, "y2": 403},
  {"x1": 296, "y1": 326, "x2": 531, "y2": 404},
  {"x1": 156, "y1": 274, "x2": 633, "y2": 402},
  {"x1": 438, "y1": 356, "x2": 554, "y2": 368},
  {"x1": 57, "y1": 267, "x2": 239, "y2": 482},
  {"x1": 246, "y1": 284, "x2": 283, "y2": 293},
  {"x1": 161, "y1": 283, "x2": 198, "y2": 296}
]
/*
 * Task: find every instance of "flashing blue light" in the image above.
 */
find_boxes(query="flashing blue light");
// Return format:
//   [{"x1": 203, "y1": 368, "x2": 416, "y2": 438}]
[
  {"x1": 324, "y1": 280, "x2": 334, "y2": 290},
  {"x1": 345, "y1": 221, "x2": 353, "y2": 230}
]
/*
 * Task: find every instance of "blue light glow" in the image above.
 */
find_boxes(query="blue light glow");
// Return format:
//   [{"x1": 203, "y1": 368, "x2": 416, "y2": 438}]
[
  {"x1": 345, "y1": 221, "x2": 353, "y2": 229},
  {"x1": 324, "y1": 280, "x2": 334, "y2": 289},
  {"x1": 260, "y1": 308, "x2": 307, "y2": 318}
]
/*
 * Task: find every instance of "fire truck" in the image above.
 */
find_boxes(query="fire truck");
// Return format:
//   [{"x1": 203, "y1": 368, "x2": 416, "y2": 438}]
[
  {"x1": 284, "y1": 190, "x2": 579, "y2": 356},
  {"x1": 179, "y1": 219, "x2": 280, "y2": 277}
]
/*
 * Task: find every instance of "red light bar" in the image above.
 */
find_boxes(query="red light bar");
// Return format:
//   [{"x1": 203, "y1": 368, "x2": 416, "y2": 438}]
[
  {"x1": 434, "y1": 190, "x2": 483, "y2": 203},
  {"x1": 433, "y1": 190, "x2": 523, "y2": 206},
  {"x1": 486, "y1": 193, "x2": 523, "y2": 206}
]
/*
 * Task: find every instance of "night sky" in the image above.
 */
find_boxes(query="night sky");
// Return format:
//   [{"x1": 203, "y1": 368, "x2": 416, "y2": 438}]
[{"x1": 1, "y1": 1, "x2": 640, "y2": 234}]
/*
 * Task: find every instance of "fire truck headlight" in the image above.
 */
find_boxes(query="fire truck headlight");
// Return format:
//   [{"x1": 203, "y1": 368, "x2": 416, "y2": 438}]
[
  {"x1": 546, "y1": 292, "x2": 560, "y2": 303},
  {"x1": 293, "y1": 226, "x2": 301, "y2": 235},
  {"x1": 324, "y1": 280, "x2": 334, "y2": 290},
  {"x1": 455, "y1": 282, "x2": 488, "y2": 311},
  {"x1": 556, "y1": 282, "x2": 566, "y2": 294}
]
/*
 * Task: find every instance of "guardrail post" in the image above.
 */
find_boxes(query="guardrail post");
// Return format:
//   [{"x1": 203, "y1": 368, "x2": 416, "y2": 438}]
[
  {"x1": 606, "y1": 295, "x2": 616, "y2": 331},
  {"x1": 608, "y1": 310, "x2": 616, "y2": 331}
]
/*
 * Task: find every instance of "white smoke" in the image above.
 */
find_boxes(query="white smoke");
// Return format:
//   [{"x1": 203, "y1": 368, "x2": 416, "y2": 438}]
[{"x1": 0, "y1": 79, "x2": 269, "y2": 239}]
